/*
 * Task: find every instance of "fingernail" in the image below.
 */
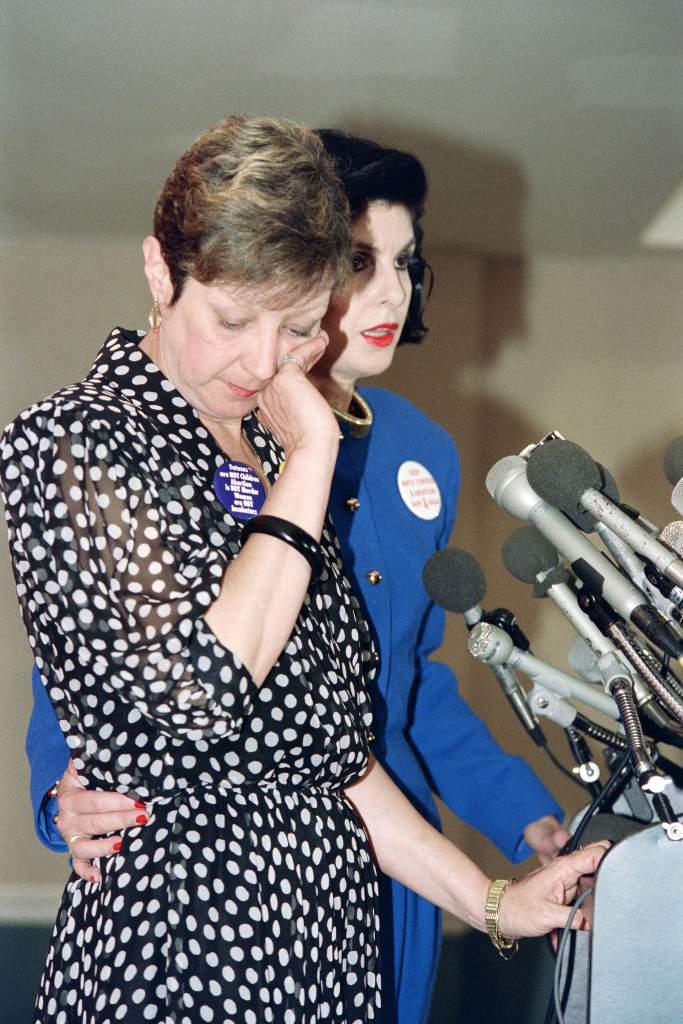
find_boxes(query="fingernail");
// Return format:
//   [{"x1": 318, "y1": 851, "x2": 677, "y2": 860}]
[
  {"x1": 134, "y1": 801, "x2": 146, "y2": 810},
  {"x1": 89, "y1": 875, "x2": 98, "y2": 884},
  {"x1": 136, "y1": 814, "x2": 148, "y2": 824},
  {"x1": 113, "y1": 841, "x2": 122, "y2": 851}
]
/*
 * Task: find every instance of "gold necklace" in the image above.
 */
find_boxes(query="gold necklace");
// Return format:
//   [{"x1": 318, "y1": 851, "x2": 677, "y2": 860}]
[{"x1": 332, "y1": 390, "x2": 374, "y2": 439}]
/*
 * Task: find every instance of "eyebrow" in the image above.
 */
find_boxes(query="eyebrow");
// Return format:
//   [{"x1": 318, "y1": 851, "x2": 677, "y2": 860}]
[{"x1": 354, "y1": 236, "x2": 417, "y2": 254}]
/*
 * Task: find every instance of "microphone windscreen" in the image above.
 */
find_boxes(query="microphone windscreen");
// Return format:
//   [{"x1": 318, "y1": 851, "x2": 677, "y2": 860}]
[
  {"x1": 422, "y1": 547, "x2": 485, "y2": 613},
  {"x1": 501, "y1": 526, "x2": 559, "y2": 582},
  {"x1": 526, "y1": 439, "x2": 602, "y2": 512},
  {"x1": 672, "y1": 479, "x2": 683, "y2": 519},
  {"x1": 663, "y1": 437, "x2": 683, "y2": 486},
  {"x1": 659, "y1": 521, "x2": 683, "y2": 557},
  {"x1": 563, "y1": 463, "x2": 621, "y2": 533}
]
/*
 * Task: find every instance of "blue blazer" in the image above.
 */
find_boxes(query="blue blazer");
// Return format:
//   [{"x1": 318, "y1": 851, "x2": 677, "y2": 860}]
[
  {"x1": 27, "y1": 385, "x2": 561, "y2": 1024},
  {"x1": 327, "y1": 387, "x2": 561, "y2": 1023}
]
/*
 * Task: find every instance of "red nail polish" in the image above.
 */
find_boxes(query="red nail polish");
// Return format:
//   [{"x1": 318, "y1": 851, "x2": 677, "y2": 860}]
[
  {"x1": 134, "y1": 801, "x2": 146, "y2": 809},
  {"x1": 89, "y1": 875, "x2": 98, "y2": 883},
  {"x1": 136, "y1": 814, "x2": 148, "y2": 824},
  {"x1": 113, "y1": 841, "x2": 122, "y2": 851}
]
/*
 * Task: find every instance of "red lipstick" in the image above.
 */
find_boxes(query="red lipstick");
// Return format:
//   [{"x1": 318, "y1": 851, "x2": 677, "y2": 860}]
[{"x1": 361, "y1": 322, "x2": 399, "y2": 348}]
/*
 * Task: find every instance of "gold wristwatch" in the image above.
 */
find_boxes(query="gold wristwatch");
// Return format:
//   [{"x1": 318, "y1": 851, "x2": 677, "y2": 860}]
[{"x1": 485, "y1": 878, "x2": 519, "y2": 960}]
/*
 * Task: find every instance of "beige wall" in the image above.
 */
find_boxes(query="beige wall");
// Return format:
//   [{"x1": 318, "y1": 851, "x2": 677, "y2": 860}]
[
  {"x1": 1, "y1": 236, "x2": 681, "y2": 930},
  {"x1": 0, "y1": 236, "x2": 150, "y2": 916}
]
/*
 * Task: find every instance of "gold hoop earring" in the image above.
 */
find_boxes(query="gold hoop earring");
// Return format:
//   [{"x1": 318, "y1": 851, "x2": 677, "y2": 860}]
[{"x1": 149, "y1": 298, "x2": 162, "y2": 333}]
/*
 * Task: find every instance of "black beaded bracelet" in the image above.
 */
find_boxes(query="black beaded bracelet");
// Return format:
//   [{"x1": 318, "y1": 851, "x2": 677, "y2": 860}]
[{"x1": 240, "y1": 514, "x2": 324, "y2": 579}]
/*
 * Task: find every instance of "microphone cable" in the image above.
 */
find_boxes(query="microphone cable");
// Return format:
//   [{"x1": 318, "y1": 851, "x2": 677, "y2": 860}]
[
  {"x1": 565, "y1": 749, "x2": 631, "y2": 854},
  {"x1": 551, "y1": 886, "x2": 595, "y2": 1024},
  {"x1": 543, "y1": 749, "x2": 632, "y2": 1024}
]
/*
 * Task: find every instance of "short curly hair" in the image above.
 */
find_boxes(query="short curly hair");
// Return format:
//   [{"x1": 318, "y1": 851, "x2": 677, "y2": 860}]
[{"x1": 154, "y1": 115, "x2": 352, "y2": 304}]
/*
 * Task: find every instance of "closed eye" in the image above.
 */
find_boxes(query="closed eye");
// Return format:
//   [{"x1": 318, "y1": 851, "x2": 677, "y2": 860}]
[{"x1": 287, "y1": 323, "x2": 319, "y2": 339}]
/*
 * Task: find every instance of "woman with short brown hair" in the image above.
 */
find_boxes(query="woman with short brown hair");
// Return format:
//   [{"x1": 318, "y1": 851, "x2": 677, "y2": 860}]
[{"x1": 4, "y1": 114, "x2": 604, "y2": 1024}]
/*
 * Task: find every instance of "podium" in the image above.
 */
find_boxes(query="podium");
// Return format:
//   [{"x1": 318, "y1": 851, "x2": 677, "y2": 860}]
[{"x1": 588, "y1": 824, "x2": 683, "y2": 1023}]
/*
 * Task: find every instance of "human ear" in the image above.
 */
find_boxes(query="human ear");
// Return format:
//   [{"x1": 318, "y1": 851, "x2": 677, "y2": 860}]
[{"x1": 142, "y1": 236, "x2": 174, "y2": 306}]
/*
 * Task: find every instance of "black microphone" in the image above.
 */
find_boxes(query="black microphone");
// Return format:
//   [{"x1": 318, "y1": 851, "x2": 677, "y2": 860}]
[{"x1": 422, "y1": 547, "x2": 546, "y2": 745}]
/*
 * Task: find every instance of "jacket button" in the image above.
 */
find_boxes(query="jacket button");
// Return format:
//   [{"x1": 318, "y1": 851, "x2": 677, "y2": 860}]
[
  {"x1": 366, "y1": 570, "x2": 382, "y2": 585},
  {"x1": 345, "y1": 497, "x2": 361, "y2": 511}
]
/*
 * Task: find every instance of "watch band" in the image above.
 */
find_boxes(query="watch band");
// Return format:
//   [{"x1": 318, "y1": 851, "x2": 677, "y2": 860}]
[{"x1": 485, "y1": 878, "x2": 519, "y2": 960}]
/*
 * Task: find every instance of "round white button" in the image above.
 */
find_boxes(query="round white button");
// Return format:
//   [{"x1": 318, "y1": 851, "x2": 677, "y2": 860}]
[{"x1": 397, "y1": 460, "x2": 442, "y2": 520}]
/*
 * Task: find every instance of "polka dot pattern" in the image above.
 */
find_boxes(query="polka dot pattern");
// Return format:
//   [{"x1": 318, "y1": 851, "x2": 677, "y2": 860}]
[{"x1": 1, "y1": 328, "x2": 381, "y2": 1022}]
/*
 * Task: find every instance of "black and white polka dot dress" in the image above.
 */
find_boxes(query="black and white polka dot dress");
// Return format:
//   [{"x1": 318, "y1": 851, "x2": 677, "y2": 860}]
[{"x1": 1, "y1": 328, "x2": 382, "y2": 1023}]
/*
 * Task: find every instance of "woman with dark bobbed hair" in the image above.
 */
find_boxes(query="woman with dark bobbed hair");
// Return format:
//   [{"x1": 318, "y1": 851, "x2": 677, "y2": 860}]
[
  {"x1": 17, "y1": 117, "x2": 596, "y2": 1023},
  {"x1": 311, "y1": 128, "x2": 569, "y2": 1022}
]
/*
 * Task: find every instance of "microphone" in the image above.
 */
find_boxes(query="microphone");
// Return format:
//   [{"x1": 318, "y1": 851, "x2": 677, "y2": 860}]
[
  {"x1": 660, "y1": 521, "x2": 683, "y2": 558},
  {"x1": 501, "y1": 525, "x2": 683, "y2": 734},
  {"x1": 469, "y1": 622, "x2": 666, "y2": 792},
  {"x1": 422, "y1": 547, "x2": 485, "y2": 627},
  {"x1": 422, "y1": 547, "x2": 546, "y2": 744},
  {"x1": 486, "y1": 455, "x2": 683, "y2": 661},
  {"x1": 466, "y1": 621, "x2": 619, "y2": 721},
  {"x1": 562, "y1": 464, "x2": 621, "y2": 534},
  {"x1": 525, "y1": 439, "x2": 683, "y2": 590},
  {"x1": 501, "y1": 525, "x2": 627, "y2": 665},
  {"x1": 595, "y1": 523, "x2": 682, "y2": 618},
  {"x1": 672, "y1": 482, "x2": 683, "y2": 518}
]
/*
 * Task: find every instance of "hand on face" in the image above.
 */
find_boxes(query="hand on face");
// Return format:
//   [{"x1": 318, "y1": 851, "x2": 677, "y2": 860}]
[
  {"x1": 55, "y1": 759, "x2": 149, "y2": 883},
  {"x1": 142, "y1": 236, "x2": 335, "y2": 433},
  {"x1": 256, "y1": 332, "x2": 340, "y2": 457}
]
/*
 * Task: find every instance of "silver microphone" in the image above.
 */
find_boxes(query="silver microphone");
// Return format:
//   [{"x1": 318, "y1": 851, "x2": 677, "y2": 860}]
[{"x1": 486, "y1": 455, "x2": 683, "y2": 662}]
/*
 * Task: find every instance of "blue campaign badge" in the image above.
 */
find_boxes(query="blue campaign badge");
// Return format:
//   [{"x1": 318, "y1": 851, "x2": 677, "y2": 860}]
[{"x1": 213, "y1": 461, "x2": 266, "y2": 521}]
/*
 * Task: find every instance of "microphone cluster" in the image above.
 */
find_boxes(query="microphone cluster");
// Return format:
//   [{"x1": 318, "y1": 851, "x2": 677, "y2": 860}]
[{"x1": 423, "y1": 433, "x2": 683, "y2": 825}]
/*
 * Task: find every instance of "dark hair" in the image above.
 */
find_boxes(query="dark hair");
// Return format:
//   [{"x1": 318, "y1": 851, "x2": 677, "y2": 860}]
[
  {"x1": 154, "y1": 116, "x2": 352, "y2": 305},
  {"x1": 316, "y1": 129, "x2": 433, "y2": 344}
]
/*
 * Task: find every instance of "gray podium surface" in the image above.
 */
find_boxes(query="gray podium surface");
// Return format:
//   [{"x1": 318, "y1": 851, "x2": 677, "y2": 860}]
[{"x1": 589, "y1": 823, "x2": 683, "y2": 1024}]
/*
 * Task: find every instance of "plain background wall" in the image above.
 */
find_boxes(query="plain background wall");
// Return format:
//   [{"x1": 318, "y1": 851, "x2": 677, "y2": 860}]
[{"x1": 1, "y1": 234, "x2": 681, "y2": 932}]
